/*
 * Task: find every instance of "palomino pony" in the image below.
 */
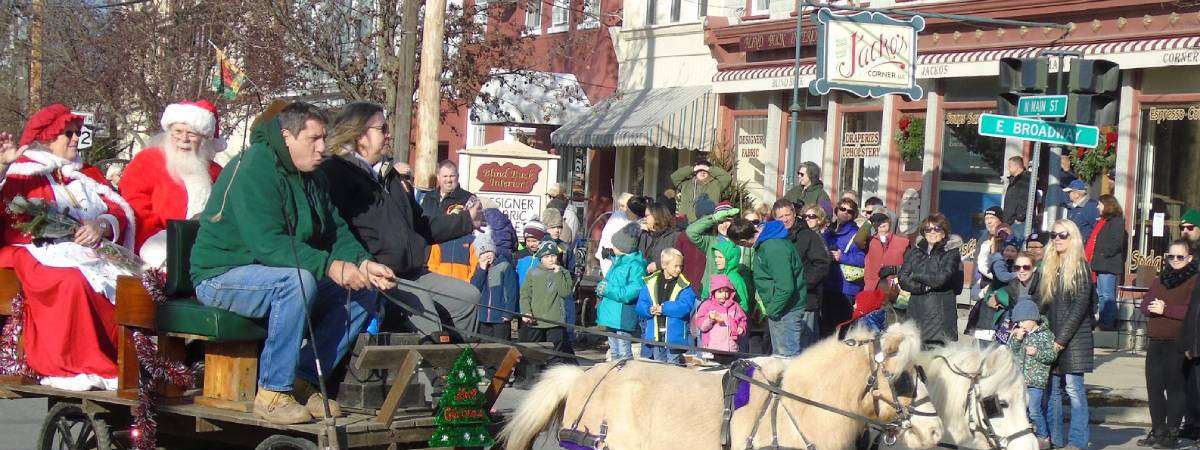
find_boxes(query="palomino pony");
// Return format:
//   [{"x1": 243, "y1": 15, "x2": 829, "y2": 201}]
[
  {"x1": 882, "y1": 341, "x2": 1039, "y2": 450},
  {"x1": 501, "y1": 322, "x2": 944, "y2": 450}
]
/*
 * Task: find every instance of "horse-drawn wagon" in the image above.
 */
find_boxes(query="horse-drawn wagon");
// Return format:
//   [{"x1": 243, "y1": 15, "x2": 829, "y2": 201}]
[{"x1": 0, "y1": 222, "x2": 543, "y2": 450}]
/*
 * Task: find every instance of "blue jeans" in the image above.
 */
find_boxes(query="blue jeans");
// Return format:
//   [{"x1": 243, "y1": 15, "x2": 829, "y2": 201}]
[
  {"x1": 1027, "y1": 386, "x2": 1049, "y2": 440},
  {"x1": 768, "y1": 308, "x2": 816, "y2": 357},
  {"x1": 1048, "y1": 373, "x2": 1089, "y2": 449},
  {"x1": 195, "y1": 265, "x2": 379, "y2": 392},
  {"x1": 1095, "y1": 273, "x2": 1117, "y2": 329},
  {"x1": 646, "y1": 345, "x2": 683, "y2": 365},
  {"x1": 607, "y1": 329, "x2": 632, "y2": 360}
]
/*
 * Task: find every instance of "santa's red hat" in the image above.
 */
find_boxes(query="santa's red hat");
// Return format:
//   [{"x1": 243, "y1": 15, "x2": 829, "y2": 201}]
[
  {"x1": 20, "y1": 103, "x2": 83, "y2": 146},
  {"x1": 161, "y1": 100, "x2": 219, "y2": 137}
]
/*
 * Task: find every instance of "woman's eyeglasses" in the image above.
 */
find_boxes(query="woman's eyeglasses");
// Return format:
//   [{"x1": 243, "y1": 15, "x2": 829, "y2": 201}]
[
  {"x1": 1051, "y1": 231, "x2": 1071, "y2": 241},
  {"x1": 1014, "y1": 264, "x2": 1034, "y2": 272},
  {"x1": 1166, "y1": 254, "x2": 1191, "y2": 261},
  {"x1": 923, "y1": 226, "x2": 944, "y2": 234},
  {"x1": 369, "y1": 124, "x2": 390, "y2": 134}
]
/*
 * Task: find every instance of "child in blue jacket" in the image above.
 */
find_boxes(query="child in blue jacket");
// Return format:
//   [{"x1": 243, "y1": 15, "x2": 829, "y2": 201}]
[
  {"x1": 472, "y1": 230, "x2": 519, "y2": 341},
  {"x1": 637, "y1": 248, "x2": 697, "y2": 365},
  {"x1": 596, "y1": 226, "x2": 647, "y2": 361}
]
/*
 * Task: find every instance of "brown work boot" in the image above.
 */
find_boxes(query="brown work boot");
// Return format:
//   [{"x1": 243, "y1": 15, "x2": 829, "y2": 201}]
[
  {"x1": 253, "y1": 389, "x2": 313, "y2": 425},
  {"x1": 293, "y1": 378, "x2": 343, "y2": 418}
]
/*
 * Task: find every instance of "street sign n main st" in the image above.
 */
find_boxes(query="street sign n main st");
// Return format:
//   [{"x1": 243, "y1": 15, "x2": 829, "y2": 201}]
[
  {"x1": 1017, "y1": 95, "x2": 1068, "y2": 118},
  {"x1": 977, "y1": 113, "x2": 1099, "y2": 148}
]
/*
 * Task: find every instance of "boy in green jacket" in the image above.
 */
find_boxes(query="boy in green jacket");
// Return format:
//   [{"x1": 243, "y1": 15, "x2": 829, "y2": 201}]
[
  {"x1": 519, "y1": 241, "x2": 576, "y2": 364},
  {"x1": 190, "y1": 103, "x2": 396, "y2": 425}
]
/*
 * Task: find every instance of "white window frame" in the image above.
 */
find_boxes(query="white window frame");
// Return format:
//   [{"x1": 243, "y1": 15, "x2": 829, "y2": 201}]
[
  {"x1": 750, "y1": 0, "x2": 769, "y2": 16},
  {"x1": 579, "y1": 0, "x2": 600, "y2": 29},
  {"x1": 474, "y1": 0, "x2": 489, "y2": 29},
  {"x1": 525, "y1": 0, "x2": 543, "y2": 35},
  {"x1": 645, "y1": 0, "x2": 657, "y2": 26},
  {"x1": 549, "y1": 1, "x2": 569, "y2": 33},
  {"x1": 669, "y1": 0, "x2": 682, "y2": 22}
]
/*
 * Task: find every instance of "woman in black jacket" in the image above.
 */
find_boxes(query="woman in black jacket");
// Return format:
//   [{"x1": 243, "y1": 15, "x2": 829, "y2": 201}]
[
  {"x1": 638, "y1": 203, "x2": 681, "y2": 272},
  {"x1": 1040, "y1": 219, "x2": 1096, "y2": 450},
  {"x1": 1088, "y1": 194, "x2": 1127, "y2": 331},
  {"x1": 316, "y1": 102, "x2": 482, "y2": 341},
  {"x1": 899, "y1": 213, "x2": 963, "y2": 347}
]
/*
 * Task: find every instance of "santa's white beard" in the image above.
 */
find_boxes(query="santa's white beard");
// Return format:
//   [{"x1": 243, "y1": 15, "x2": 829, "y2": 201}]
[{"x1": 164, "y1": 142, "x2": 214, "y2": 218}]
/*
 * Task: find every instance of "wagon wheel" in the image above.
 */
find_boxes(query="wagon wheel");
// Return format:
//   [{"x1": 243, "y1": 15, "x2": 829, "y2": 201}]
[
  {"x1": 37, "y1": 402, "x2": 115, "y2": 450},
  {"x1": 254, "y1": 435, "x2": 318, "y2": 450}
]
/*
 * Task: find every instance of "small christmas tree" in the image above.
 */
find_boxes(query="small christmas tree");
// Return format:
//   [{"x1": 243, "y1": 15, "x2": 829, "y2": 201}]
[{"x1": 429, "y1": 348, "x2": 495, "y2": 448}]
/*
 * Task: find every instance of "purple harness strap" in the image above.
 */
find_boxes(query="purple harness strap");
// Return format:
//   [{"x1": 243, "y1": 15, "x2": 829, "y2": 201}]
[{"x1": 733, "y1": 365, "x2": 756, "y2": 410}]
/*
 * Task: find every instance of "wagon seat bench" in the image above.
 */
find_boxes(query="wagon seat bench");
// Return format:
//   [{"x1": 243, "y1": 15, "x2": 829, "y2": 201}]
[{"x1": 114, "y1": 219, "x2": 267, "y2": 411}]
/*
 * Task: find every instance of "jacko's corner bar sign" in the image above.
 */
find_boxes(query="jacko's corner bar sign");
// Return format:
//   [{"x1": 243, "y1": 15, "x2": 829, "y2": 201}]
[{"x1": 809, "y1": 8, "x2": 924, "y2": 100}]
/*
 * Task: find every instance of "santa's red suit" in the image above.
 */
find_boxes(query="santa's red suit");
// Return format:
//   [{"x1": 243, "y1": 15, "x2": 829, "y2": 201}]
[
  {"x1": 0, "y1": 150, "x2": 135, "y2": 380},
  {"x1": 119, "y1": 146, "x2": 221, "y2": 265}
]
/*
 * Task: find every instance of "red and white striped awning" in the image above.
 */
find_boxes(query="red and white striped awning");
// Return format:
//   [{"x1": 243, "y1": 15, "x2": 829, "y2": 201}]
[{"x1": 713, "y1": 35, "x2": 1200, "y2": 94}]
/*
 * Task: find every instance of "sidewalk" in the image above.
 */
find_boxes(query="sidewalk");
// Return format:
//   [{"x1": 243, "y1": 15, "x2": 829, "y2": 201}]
[{"x1": 1088, "y1": 348, "x2": 1151, "y2": 426}]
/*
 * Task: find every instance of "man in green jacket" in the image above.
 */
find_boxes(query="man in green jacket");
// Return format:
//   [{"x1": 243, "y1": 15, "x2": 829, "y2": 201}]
[
  {"x1": 728, "y1": 218, "x2": 809, "y2": 356},
  {"x1": 191, "y1": 103, "x2": 397, "y2": 425},
  {"x1": 671, "y1": 159, "x2": 732, "y2": 223}
]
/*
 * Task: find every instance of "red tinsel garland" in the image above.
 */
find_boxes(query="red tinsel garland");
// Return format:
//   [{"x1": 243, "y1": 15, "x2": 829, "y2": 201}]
[
  {"x1": 0, "y1": 293, "x2": 32, "y2": 377},
  {"x1": 130, "y1": 268, "x2": 200, "y2": 450}
]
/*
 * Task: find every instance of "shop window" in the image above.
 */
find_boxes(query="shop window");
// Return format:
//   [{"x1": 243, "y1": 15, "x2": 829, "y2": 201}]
[
  {"x1": 839, "y1": 111, "x2": 883, "y2": 197},
  {"x1": 895, "y1": 113, "x2": 924, "y2": 172},
  {"x1": 654, "y1": 148, "x2": 682, "y2": 197},
  {"x1": 785, "y1": 115, "x2": 826, "y2": 192},
  {"x1": 734, "y1": 92, "x2": 770, "y2": 110},
  {"x1": 525, "y1": 0, "x2": 542, "y2": 34},
  {"x1": 750, "y1": 0, "x2": 769, "y2": 16},
  {"x1": 1133, "y1": 105, "x2": 1200, "y2": 259},
  {"x1": 938, "y1": 109, "x2": 1004, "y2": 241},
  {"x1": 944, "y1": 77, "x2": 998, "y2": 102},
  {"x1": 1142, "y1": 66, "x2": 1200, "y2": 95},
  {"x1": 735, "y1": 116, "x2": 770, "y2": 202}
]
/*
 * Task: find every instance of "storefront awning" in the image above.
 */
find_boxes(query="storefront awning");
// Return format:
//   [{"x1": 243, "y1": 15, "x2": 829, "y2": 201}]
[
  {"x1": 551, "y1": 86, "x2": 718, "y2": 151},
  {"x1": 713, "y1": 35, "x2": 1200, "y2": 93},
  {"x1": 471, "y1": 71, "x2": 590, "y2": 126}
]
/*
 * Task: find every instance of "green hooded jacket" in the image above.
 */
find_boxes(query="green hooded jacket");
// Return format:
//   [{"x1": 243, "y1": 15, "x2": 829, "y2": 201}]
[{"x1": 190, "y1": 118, "x2": 370, "y2": 284}]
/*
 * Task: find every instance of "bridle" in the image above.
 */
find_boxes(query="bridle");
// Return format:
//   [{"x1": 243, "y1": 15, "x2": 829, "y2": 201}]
[
  {"x1": 724, "y1": 335, "x2": 936, "y2": 450},
  {"x1": 929, "y1": 356, "x2": 1035, "y2": 450}
]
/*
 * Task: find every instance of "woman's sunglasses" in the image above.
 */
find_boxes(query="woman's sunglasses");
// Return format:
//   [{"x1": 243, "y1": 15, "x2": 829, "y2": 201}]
[
  {"x1": 63, "y1": 129, "x2": 81, "y2": 138},
  {"x1": 1014, "y1": 264, "x2": 1034, "y2": 272},
  {"x1": 1051, "y1": 231, "x2": 1070, "y2": 241},
  {"x1": 801, "y1": 214, "x2": 820, "y2": 220},
  {"x1": 1181, "y1": 224, "x2": 1197, "y2": 232},
  {"x1": 923, "y1": 226, "x2": 944, "y2": 234},
  {"x1": 1166, "y1": 254, "x2": 1191, "y2": 261}
]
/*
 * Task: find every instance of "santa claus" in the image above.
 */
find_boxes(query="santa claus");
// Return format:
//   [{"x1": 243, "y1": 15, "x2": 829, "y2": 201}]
[
  {"x1": 118, "y1": 100, "x2": 223, "y2": 267},
  {"x1": 0, "y1": 103, "x2": 136, "y2": 391}
]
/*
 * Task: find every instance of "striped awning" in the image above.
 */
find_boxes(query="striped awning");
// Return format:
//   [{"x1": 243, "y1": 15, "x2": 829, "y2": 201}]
[
  {"x1": 551, "y1": 86, "x2": 718, "y2": 151},
  {"x1": 714, "y1": 35, "x2": 1200, "y2": 93}
]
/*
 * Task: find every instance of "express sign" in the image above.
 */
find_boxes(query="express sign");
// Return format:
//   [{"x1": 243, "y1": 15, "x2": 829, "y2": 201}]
[{"x1": 809, "y1": 9, "x2": 925, "y2": 100}]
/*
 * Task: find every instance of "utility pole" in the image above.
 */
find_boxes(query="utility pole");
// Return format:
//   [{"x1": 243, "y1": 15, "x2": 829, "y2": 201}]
[
  {"x1": 412, "y1": 0, "x2": 448, "y2": 190},
  {"x1": 392, "y1": 0, "x2": 420, "y2": 163},
  {"x1": 28, "y1": 0, "x2": 43, "y2": 114}
]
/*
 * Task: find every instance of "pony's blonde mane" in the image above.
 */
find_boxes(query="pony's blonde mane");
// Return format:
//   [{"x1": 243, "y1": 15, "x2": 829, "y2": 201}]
[{"x1": 773, "y1": 322, "x2": 924, "y2": 448}]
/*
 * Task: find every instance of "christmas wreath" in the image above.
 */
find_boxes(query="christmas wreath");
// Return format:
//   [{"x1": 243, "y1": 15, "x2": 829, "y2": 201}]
[
  {"x1": 895, "y1": 116, "x2": 925, "y2": 163},
  {"x1": 1068, "y1": 125, "x2": 1117, "y2": 182}
]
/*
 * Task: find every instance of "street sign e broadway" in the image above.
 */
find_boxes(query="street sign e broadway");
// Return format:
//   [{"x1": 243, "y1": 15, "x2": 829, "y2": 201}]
[
  {"x1": 1017, "y1": 95, "x2": 1068, "y2": 118},
  {"x1": 809, "y1": 8, "x2": 925, "y2": 101},
  {"x1": 978, "y1": 113, "x2": 1100, "y2": 148}
]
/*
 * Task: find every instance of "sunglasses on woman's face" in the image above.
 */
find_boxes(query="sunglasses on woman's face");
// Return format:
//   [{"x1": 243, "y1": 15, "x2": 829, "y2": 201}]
[
  {"x1": 1167, "y1": 254, "x2": 1191, "y2": 261},
  {"x1": 1052, "y1": 231, "x2": 1070, "y2": 241},
  {"x1": 923, "y1": 226, "x2": 943, "y2": 234},
  {"x1": 63, "y1": 129, "x2": 81, "y2": 138},
  {"x1": 749, "y1": 220, "x2": 762, "y2": 226},
  {"x1": 1014, "y1": 264, "x2": 1034, "y2": 272},
  {"x1": 802, "y1": 214, "x2": 819, "y2": 220}
]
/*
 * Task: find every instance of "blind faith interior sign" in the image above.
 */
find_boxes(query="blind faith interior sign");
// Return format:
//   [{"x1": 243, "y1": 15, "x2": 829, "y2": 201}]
[{"x1": 809, "y1": 9, "x2": 925, "y2": 100}]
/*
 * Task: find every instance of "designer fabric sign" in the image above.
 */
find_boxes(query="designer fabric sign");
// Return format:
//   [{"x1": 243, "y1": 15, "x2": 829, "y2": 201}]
[{"x1": 809, "y1": 8, "x2": 924, "y2": 100}]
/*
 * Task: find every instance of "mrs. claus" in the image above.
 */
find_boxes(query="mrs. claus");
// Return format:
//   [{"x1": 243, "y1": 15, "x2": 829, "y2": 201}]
[
  {"x1": 118, "y1": 100, "x2": 223, "y2": 267},
  {"x1": 0, "y1": 104, "x2": 136, "y2": 391}
]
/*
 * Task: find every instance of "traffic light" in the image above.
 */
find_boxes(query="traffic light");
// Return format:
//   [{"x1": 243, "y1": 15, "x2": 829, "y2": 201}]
[
  {"x1": 1066, "y1": 59, "x2": 1120, "y2": 126},
  {"x1": 997, "y1": 58, "x2": 1050, "y2": 116}
]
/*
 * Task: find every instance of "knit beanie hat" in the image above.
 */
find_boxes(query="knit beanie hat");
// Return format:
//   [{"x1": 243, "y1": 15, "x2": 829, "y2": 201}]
[
  {"x1": 611, "y1": 223, "x2": 640, "y2": 255},
  {"x1": 1184, "y1": 209, "x2": 1200, "y2": 226},
  {"x1": 474, "y1": 230, "x2": 496, "y2": 255},
  {"x1": 524, "y1": 219, "x2": 547, "y2": 241},
  {"x1": 534, "y1": 240, "x2": 562, "y2": 259},
  {"x1": 542, "y1": 208, "x2": 564, "y2": 228},
  {"x1": 714, "y1": 201, "x2": 734, "y2": 214},
  {"x1": 695, "y1": 195, "x2": 716, "y2": 218},
  {"x1": 1011, "y1": 298, "x2": 1040, "y2": 323}
]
